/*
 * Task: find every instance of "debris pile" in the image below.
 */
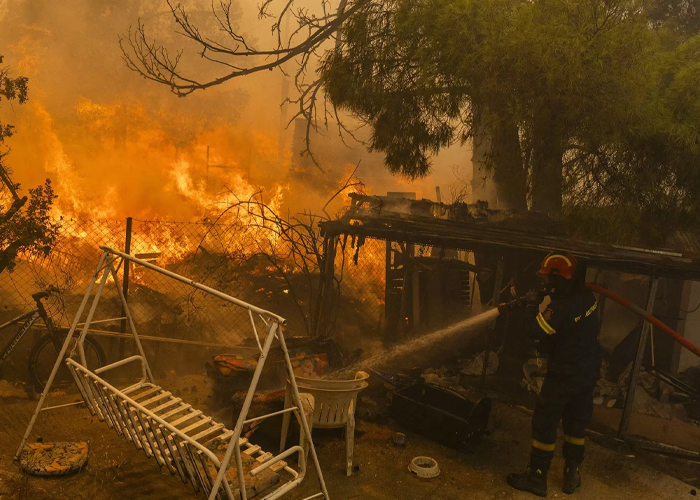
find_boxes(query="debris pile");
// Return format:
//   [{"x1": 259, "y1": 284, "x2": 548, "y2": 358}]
[
  {"x1": 461, "y1": 351, "x2": 499, "y2": 376},
  {"x1": 519, "y1": 357, "x2": 699, "y2": 424},
  {"x1": 521, "y1": 357, "x2": 547, "y2": 395}
]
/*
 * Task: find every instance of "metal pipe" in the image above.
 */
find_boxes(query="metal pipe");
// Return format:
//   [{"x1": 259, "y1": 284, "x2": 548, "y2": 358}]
[
  {"x1": 586, "y1": 282, "x2": 700, "y2": 360},
  {"x1": 100, "y1": 246, "x2": 286, "y2": 324},
  {"x1": 41, "y1": 401, "x2": 85, "y2": 412},
  {"x1": 94, "y1": 355, "x2": 146, "y2": 377},
  {"x1": 248, "y1": 309, "x2": 263, "y2": 352},
  {"x1": 250, "y1": 446, "x2": 303, "y2": 476},
  {"x1": 78, "y1": 317, "x2": 127, "y2": 326},
  {"x1": 234, "y1": 440, "x2": 247, "y2": 500},
  {"x1": 120, "y1": 217, "x2": 133, "y2": 359},
  {"x1": 300, "y1": 494, "x2": 325, "y2": 500},
  {"x1": 109, "y1": 264, "x2": 154, "y2": 383},
  {"x1": 243, "y1": 407, "x2": 298, "y2": 425},
  {"x1": 207, "y1": 322, "x2": 280, "y2": 500},
  {"x1": 279, "y1": 329, "x2": 329, "y2": 499},
  {"x1": 77, "y1": 257, "x2": 115, "y2": 366},
  {"x1": 15, "y1": 251, "x2": 109, "y2": 459},
  {"x1": 261, "y1": 477, "x2": 306, "y2": 500},
  {"x1": 618, "y1": 278, "x2": 658, "y2": 438},
  {"x1": 27, "y1": 324, "x2": 251, "y2": 349}
]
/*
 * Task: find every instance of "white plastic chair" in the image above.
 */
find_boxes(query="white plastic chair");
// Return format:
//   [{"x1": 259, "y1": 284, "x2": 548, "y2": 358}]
[{"x1": 280, "y1": 371, "x2": 369, "y2": 476}]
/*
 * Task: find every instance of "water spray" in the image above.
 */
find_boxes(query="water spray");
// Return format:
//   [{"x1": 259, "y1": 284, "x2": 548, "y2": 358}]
[{"x1": 337, "y1": 308, "x2": 500, "y2": 377}]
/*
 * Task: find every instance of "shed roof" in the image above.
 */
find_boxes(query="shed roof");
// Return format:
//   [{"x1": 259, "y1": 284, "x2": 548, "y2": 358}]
[{"x1": 320, "y1": 194, "x2": 700, "y2": 281}]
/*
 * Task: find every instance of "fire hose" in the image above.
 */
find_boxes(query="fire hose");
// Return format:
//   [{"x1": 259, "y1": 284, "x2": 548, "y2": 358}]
[
  {"x1": 585, "y1": 283, "x2": 700, "y2": 360},
  {"x1": 498, "y1": 283, "x2": 700, "y2": 360}
]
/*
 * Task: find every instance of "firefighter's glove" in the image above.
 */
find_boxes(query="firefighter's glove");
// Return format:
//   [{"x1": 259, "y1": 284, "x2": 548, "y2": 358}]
[
  {"x1": 498, "y1": 297, "x2": 525, "y2": 315},
  {"x1": 524, "y1": 289, "x2": 544, "y2": 306}
]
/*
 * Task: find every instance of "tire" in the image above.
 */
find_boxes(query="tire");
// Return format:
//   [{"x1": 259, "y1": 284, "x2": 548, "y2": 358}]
[{"x1": 28, "y1": 334, "x2": 107, "y2": 391}]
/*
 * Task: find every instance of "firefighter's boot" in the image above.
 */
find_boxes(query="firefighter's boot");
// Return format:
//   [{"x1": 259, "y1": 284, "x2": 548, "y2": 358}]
[
  {"x1": 506, "y1": 465, "x2": 548, "y2": 497},
  {"x1": 563, "y1": 461, "x2": 582, "y2": 494}
]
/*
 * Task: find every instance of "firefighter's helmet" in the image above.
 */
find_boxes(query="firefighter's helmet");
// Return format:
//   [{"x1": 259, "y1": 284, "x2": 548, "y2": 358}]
[{"x1": 539, "y1": 252, "x2": 577, "y2": 280}]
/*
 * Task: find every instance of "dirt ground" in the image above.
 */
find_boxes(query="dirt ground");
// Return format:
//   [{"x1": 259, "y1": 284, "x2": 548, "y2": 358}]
[{"x1": 0, "y1": 380, "x2": 698, "y2": 500}]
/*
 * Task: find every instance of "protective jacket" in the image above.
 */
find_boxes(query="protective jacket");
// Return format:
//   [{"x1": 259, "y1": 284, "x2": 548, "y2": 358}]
[{"x1": 525, "y1": 288, "x2": 601, "y2": 380}]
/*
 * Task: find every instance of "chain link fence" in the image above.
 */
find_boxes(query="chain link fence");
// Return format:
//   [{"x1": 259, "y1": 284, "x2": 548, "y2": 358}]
[
  {"x1": 0, "y1": 219, "x2": 125, "y2": 328},
  {"x1": 0, "y1": 217, "x2": 396, "y2": 384},
  {"x1": 0, "y1": 218, "x2": 312, "y2": 350},
  {"x1": 2, "y1": 218, "x2": 484, "y2": 353},
  {"x1": 336, "y1": 236, "x2": 386, "y2": 334}
]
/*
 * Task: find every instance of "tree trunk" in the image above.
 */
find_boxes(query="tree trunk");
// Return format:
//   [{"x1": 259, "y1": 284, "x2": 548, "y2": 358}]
[
  {"x1": 471, "y1": 107, "x2": 527, "y2": 211},
  {"x1": 0, "y1": 236, "x2": 32, "y2": 274},
  {"x1": 530, "y1": 110, "x2": 565, "y2": 214},
  {"x1": 470, "y1": 112, "x2": 498, "y2": 209},
  {"x1": 0, "y1": 196, "x2": 27, "y2": 225},
  {"x1": 492, "y1": 118, "x2": 527, "y2": 211}
]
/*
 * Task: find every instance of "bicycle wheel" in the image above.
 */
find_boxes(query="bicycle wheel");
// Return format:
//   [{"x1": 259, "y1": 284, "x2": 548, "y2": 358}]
[{"x1": 28, "y1": 334, "x2": 107, "y2": 391}]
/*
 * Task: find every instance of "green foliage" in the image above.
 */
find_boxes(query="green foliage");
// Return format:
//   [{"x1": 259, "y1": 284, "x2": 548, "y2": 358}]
[
  {"x1": 0, "y1": 180, "x2": 60, "y2": 272},
  {"x1": 0, "y1": 55, "x2": 59, "y2": 273},
  {"x1": 648, "y1": 0, "x2": 700, "y2": 37},
  {"x1": 0, "y1": 54, "x2": 29, "y2": 143},
  {"x1": 323, "y1": 0, "x2": 658, "y2": 174},
  {"x1": 322, "y1": 0, "x2": 468, "y2": 178},
  {"x1": 322, "y1": 0, "x2": 700, "y2": 245}
]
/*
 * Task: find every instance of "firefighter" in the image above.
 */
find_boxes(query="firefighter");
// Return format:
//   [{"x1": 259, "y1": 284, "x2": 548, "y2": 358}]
[{"x1": 503, "y1": 252, "x2": 601, "y2": 497}]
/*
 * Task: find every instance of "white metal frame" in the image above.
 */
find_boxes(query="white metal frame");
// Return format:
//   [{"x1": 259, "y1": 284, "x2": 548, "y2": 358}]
[{"x1": 16, "y1": 246, "x2": 330, "y2": 500}]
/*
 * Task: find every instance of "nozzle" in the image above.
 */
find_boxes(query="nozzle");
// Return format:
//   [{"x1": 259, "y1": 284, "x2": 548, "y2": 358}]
[{"x1": 498, "y1": 297, "x2": 525, "y2": 315}]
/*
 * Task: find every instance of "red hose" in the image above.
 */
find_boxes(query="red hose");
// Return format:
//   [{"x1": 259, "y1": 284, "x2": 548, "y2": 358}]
[{"x1": 585, "y1": 282, "x2": 700, "y2": 360}]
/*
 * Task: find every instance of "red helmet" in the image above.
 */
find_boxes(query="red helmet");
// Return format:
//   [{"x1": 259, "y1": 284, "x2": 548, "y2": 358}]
[{"x1": 539, "y1": 252, "x2": 577, "y2": 280}]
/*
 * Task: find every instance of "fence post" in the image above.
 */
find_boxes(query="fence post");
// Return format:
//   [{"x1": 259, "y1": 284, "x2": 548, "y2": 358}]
[
  {"x1": 384, "y1": 240, "x2": 391, "y2": 335},
  {"x1": 618, "y1": 276, "x2": 659, "y2": 438},
  {"x1": 317, "y1": 235, "x2": 337, "y2": 338},
  {"x1": 119, "y1": 217, "x2": 133, "y2": 359}
]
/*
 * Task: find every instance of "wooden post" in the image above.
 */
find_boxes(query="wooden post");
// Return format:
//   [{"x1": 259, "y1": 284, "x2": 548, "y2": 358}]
[
  {"x1": 398, "y1": 243, "x2": 414, "y2": 336},
  {"x1": 618, "y1": 276, "x2": 658, "y2": 438},
  {"x1": 412, "y1": 268, "x2": 421, "y2": 329},
  {"x1": 384, "y1": 240, "x2": 392, "y2": 336},
  {"x1": 318, "y1": 236, "x2": 337, "y2": 337}
]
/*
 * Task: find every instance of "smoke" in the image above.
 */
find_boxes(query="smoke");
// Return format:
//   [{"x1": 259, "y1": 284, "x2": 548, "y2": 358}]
[{"x1": 0, "y1": 0, "x2": 470, "y2": 222}]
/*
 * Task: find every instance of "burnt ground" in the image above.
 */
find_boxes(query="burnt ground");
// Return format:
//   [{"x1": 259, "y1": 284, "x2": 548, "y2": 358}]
[{"x1": 0, "y1": 376, "x2": 698, "y2": 500}]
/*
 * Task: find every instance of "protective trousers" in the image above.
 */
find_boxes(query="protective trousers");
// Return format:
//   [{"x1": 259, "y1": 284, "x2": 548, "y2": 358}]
[{"x1": 530, "y1": 372, "x2": 595, "y2": 473}]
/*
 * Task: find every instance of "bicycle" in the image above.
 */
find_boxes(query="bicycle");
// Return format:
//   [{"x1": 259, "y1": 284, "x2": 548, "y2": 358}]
[{"x1": 0, "y1": 288, "x2": 106, "y2": 391}]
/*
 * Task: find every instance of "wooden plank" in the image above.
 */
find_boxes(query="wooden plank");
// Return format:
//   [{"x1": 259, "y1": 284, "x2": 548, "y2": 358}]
[
  {"x1": 140, "y1": 391, "x2": 172, "y2": 407},
  {"x1": 160, "y1": 404, "x2": 192, "y2": 420},
  {"x1": 171, "y1": 410, "x2": 203, "y2": 426},
  {"x1": 181, "y1": 417, "x2": 212, "y2": 434}
]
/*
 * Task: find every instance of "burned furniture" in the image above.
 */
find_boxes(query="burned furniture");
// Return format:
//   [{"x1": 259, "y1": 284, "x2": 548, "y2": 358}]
[
  {"x1": 390, "y1": 382, "x2": 491, "y2": 449},
  {"x1": 17, "y1": 246, "x2": 330, "y2": 500}
]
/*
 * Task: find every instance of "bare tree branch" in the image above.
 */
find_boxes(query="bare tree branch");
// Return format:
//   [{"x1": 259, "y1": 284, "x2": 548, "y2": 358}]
[{"x1": 121, "y1": 0, "x2": 373, "y2": 170}]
